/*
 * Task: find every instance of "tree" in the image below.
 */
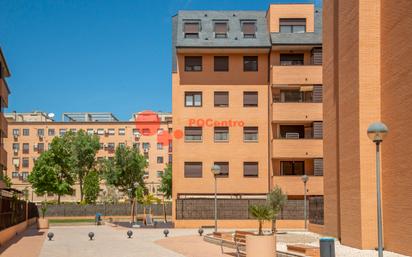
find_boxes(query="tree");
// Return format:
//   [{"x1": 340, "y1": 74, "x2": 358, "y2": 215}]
[
  {"x1": 159, "y1": 164, "x2": 172, "y2": 222},
  {"x1": 83, "y1": 170, "x2": 100, "y2": 204},
  {"x1": 267, "y1": 186, "x2": 287, "y2": 233},
  {"x1": 71, "y1": 130, "x2": 100, "y2": 202},
  {"x1": 159, "y1": 164, "x2": 172, "y2": 199},
  {"x1": 102, "y1": 146, "x2": 147, "y2": 222},
  {"x1": 2, "y1": 174, "x2": 12, "y2": 187},
  {"x1": 28, "y1": 135, "x2": 76, "y2": 204},
  {"x1": 249, "y1": 204, "x2": 274, "y2": 235}
]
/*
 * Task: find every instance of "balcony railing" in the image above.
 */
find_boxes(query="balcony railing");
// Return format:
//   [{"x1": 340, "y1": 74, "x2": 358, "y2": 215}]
[
  {"x1": 273, "y1": 175, "x2": 324, "y2": 195},
  {"x1": 270, "y1": 65, "x2": 322, "y2": 85},
  {"x1": 272, "y1": 139, "x2": 323, "y2": 158},
  {"x1": 272, "y1": 103, "x2": 323, "y2": 122}
]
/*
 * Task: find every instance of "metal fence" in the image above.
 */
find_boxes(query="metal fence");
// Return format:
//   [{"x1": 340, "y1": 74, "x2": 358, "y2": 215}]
[
  {"x1": 0, "y1": 195, "x2": 38, "y2": 231},
  {"x1": 42, "y1": 203, "x2": 172, "y2": 217},
  {"x1": 309, "y1": 196, "x2": 324, "y2": 225},
  {"x1": 176, "y1": 199, "x2": 307, "y2": 220}
]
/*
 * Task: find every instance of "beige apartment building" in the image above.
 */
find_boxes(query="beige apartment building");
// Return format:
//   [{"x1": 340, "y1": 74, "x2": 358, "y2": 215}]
[
  {"x1": 5, "y1": 111, "x2": 172, "y2": 202},
  {"x1": 0, "y1": 48, "x2": 11, "y2": 188},
  {"x1": 172, "y1": 3, "x2": 323, "y2": 228},
  {"x1": 323, "y1": 0, "x2": 412, "y2": 255}
]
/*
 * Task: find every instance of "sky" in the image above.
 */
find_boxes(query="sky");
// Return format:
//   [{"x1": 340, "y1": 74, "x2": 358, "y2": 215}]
[{"x1": 0, "y1": 0, "x2": 321, "y2": 121}]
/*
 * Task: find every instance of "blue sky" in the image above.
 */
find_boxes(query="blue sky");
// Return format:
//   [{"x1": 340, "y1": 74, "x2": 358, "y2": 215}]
[{"x1": 0, "y1": 0, "x2": 321, "y2": 121}]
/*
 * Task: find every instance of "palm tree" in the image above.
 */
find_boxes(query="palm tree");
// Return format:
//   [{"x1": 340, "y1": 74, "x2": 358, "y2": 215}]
[
  {"x1": 267, "y1": 186, "x2": 287, "y2": 233},
  {"x1": 249, "y1": 204, "x2": 274, "y2": 235}
]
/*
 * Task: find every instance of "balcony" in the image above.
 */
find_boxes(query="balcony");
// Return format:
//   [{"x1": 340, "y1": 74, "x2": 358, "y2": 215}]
[
  {"x1": 0, "y1": 113, "x2": 7, "y2": 137},
  {"x1": 0, "y1": 147, "x2": 7, "y2": 168},
  {"x1": 0, "y1": 79, "x2": 9, "y2": 107},
  {"x1": 270, "y1": 65, "x2": 322, "y2": 85},
  {"x1": 273, "y1": 176, "x2": 323, "y2": 195},
  {"x1": 272, "y1": 139, "x2": 323, "y2": 158},
  {"x1": 272, "y1": 103, "x2": 322, "y2": 122}
]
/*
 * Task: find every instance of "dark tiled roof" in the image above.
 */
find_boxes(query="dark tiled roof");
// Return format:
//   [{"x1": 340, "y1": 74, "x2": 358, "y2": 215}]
[
  {"x1": 175, "y1": 10, "x2": 271, "y2": 48},
  {"x1": 270, "y1": 8, "x2": 322, "y2": 45}
]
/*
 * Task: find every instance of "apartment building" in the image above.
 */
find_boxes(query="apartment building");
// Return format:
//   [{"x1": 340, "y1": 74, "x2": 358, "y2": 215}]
[
  {"x1": 172, "y1": 3, "x2": 323, "y2": 228},
  {"x1": 323, "y1": 0, "x2": 412, "y2": 255},
  {"x1": 5, "y1": 111, "x2": 172, "y2": 202},
  {"x1": 0, "y1": 48, "x2": 11, "y2": 188}
]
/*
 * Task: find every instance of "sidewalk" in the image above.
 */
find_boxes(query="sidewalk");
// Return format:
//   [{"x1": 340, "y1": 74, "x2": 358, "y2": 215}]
[{"x1": 0, "y1": 226, "x2": 46, "y2": 257}]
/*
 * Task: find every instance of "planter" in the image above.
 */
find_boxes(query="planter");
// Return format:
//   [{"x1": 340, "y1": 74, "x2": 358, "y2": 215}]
[
  {"x1": 246, "y1": 234, "x2": 276, "y2": 257},
  {"x1": 37, "y1": 218, "x2": 49, "y2": 229}
]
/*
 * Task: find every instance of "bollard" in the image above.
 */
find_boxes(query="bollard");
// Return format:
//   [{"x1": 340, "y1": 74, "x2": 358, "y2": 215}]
[
  {"x1": 47, "y1": 232, "x2": 54, "y2": 241},
  {"x1": 198, "y1": 228, "x2": 204, "y2": 236},
  {"x1": 163, "y1": 229, "x2": 169, "y2": 237},
  {"x1": 127, "y1": 230, "x2": 133, "y2": 238},
  {"x1": 88, "y1": 232, "x2": 95, "y2": 240},
  {"x1": 320, "y1": 238, "x2": 335, "y2": 257}
]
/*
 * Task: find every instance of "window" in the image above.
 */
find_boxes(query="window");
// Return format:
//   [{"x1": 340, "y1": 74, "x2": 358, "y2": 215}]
[
  {"x1": 280, "y1": 54, "x2": 304, "y2": 66},
  {"x1": 142, "y1": 142, "x2": 150, "y2": 150},
  {"x1": 97, "y1": 129, "x2": 104, "y2": 135},
  {"x1": 133, "y1": 143, "x2": 140, "y2": 150},
  {"x1": 99, "y1": 143, "x2": 104, "y2": 150},
  {"x1": 168, "y1": 154, "x2": 173, "y2": 164},
  {"x1": 132, "y1": 129, "x2": 140, "y2": 136},
  {"x1": 243, "y1": 56, "x2": 258, "y2": 71},
  {"x1": 23, "y1": 143, "x2": 29, "y2": 154},
  {"x1": 118, "y1": 143, "x2": 125, "y2": 148},
  {"x1": 12, "y1": 172, "x2": 19, "y2": 178},
  {"x1": 185, "y1": 92, "x2": 202, "y2": 107},
  {"x1": 59, "y1": 129, "x2": 66, "y2": 136},
  {"x1": 214, "y1": 127, "x2": 229, "y2": 141},
  {"x1": 185, "y1": 127, "x2": 202, "y2": 141},
  {"x1": 244, "y1": 162, "x2": 258, "y2": 177},
  {"x1": 22, "y1": 172, "x2": 29, "y2": 181},
  {"x1": 38, "y1": 143, "x2": 45, "y2": 153},
  {"x1": 107, "y1": 143, "x2": 115, "y2": 151},
  {"x1": 157, "y1": 128, "x2": 164, "y2": 135},
  {"x1": 244, "y1": 127, "x2": 258, "y2": 141},
  {"x1": 184, "y1": 162, "x2": 202, "y2": 178},
  {"x1": 157, "y1": 170, "x2": 164, "y2": 178},
  {"x1": 13, "y1": 129, "x2": 20, "y2": 136},
  {"x1": 23, "y1": 128, "x2": 30, "y2": 136},
  {"x1": 243, "y1": 92, "x2": 258, "y2": 107},
  {"x1": 142, "y1": 128, "x2": 151, "y2": 135},
  {"x1": 279, "y1": 18, "x2": 306, "y2": 33},
  {"x1": 37, "y1": 129, "x2": 44, "y2": 137},
  {"x1": 13, "y1": 143, "x2": 19, "y2": 152},
  {"x1": 214, "y1": 92, "x2": 229, "y2": 107},
  {"x1": 214, "y1": 21, "x2": 228, "y2": 38},
  {"x1": 70, "y1": 128, "x2": 77, "y2": 133},
  {"x1": 214, "y1": 162, "x2": 229, "y2": 177},
  {"x1": 13, "y1": 158, "x2": 20, "y2": 168},
  {"x1": 280, "y1": 161, "x2": 304, "y2": 175},
  {"x1": 118, "y1": 128, "x2": 125, "y2": 135},
  {"x1": 157, "y1": 156, "x2": 164, "y2": 164},
  {"x1": 185, "y1": 56, "x2": 202, "y2": 71},
  {"x1": 214, "y1": 56, "x2": 229, "y2": 72},
  {"x1": 279, "y1": 125, "x2": 305, "y2": 139},
  {"x1": 108, "y1": 129, "x2": 115, "y2": 135},
  {"x1": 277, "y1": 89, "x2": 312, "y2": 103},
  {"x1": 241, "y1": 20, "x2": 257, "y2": 38},
  {"x1": 183, "y1": 21, "x2": 200, "y2": 38},
  {"x1": 22, "y1": 158, "x2": 29, "y2": 168},
  {"x1": 157, "y1": 143, "x2": 163, "y2": 150},
  {"x1": 48, "y1": 129, "x2": 55, "y2": 136},
  {"x1": 87, "y1": 129, "x2": 94, "y2": 135}
]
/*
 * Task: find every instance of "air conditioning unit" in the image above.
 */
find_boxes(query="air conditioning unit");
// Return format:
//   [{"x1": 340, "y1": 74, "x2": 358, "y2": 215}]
[
  {"x1": 143, "y1": 148, "x2": 149, "y2": 153},
  {"x1": 13, "y1": 148, "x2": 19, "y2": 154},
  {"x1": 13, "y1": 134, "x2": 19, "y2": 140},
  {"x1": 39, "y1": 135, "x2": 44, "y2": 140},
  {"x1": 285, "y1": 132, "x2": 300, "y2": 139},
  {"x1": 33, "y1": 144, "x2": 38, "y2": 150}
]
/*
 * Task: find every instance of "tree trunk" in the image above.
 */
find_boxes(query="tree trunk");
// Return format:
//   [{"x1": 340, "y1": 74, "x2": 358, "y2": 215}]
[
  {"x1": 79, "y1": 177, "x2": 83, "y2": 202},
  {"x1": 162, "y1": 197, "x2": 167, "y2": 223},
  {"x1": 271, "y1": 218, "x2": 277, "y2": 234},
  {"x1": 130, "y1": 199, "x2": 135, "y2": 224},
  {"x1": 258, "y1": 221, "x2": 263, "y2": 235},
  {"x1": 57, "y1": 194, "x2": 61, "y2": 204}
]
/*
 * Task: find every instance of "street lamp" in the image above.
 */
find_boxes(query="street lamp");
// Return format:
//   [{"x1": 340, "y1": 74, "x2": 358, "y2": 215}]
[
  {"x1": 211, "y1": 164, "x2": 221, "y2": 233},
  {"x1": 301, "y1": 175, "x2": 309, "y2": 230},
  {"x1": 367, "y1": 122, "x2": 388, "y2": 257}
]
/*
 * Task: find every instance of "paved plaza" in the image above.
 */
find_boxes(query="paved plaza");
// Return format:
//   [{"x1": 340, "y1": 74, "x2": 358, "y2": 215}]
[{"x1": 1, "y1": 224, "x2": 409, "y2": 257}]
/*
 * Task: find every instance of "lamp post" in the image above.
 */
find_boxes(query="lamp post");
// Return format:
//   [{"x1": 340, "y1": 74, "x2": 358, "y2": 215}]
[
  {"x1": 301, "y1": 175, "x2": 309, "y2": 230},
  {"x1": 211, "y1": 164, "x2": 221, "y2": 233},
  {"x1": 367, "y1": 122, "x2": 388, "y2": 257}
]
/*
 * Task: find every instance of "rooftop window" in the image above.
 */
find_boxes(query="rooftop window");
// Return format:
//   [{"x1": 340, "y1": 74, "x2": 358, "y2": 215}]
[
  {"x1": 241, "y1": 20, "x2": 257, "y2": 38},
  {"x1": 214, "y1": 21, "x2": 228, "y2": 38},
  {"x1": 279, "y1": 18, "x2": 306, "y2": 33},
  {"x1": 183, "y1": 21, "x2": 201, "y2": 38}
]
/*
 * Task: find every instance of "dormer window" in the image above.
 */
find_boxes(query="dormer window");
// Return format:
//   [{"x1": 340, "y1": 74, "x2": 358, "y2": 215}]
[
  {"x1": 183, "y1": 21, "x2": 201, "y2": 38},
  {"x1": 214, "y1": 21, "x2": 228, "y2": 38},
  {"x1": 241, "y1": 20, "x2": 257, "y2": 38},
  {"x1": 279, "y1": 18, "x2": 306, "y2": 33}
]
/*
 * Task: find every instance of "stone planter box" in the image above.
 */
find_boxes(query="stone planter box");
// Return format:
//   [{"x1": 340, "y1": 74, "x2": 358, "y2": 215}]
[
  {"x1": 246, "y1": 234, "x2": 276, "y2": 257},
  {"x1": 37, "y1": 218, "x2": 49, "y2": 229}
]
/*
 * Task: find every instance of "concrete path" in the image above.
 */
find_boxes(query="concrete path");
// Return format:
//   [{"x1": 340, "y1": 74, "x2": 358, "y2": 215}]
[
  {"x1": 39, "y1": 225, "x2": 206, "y2": 257},
  {"x1": 0, "y1": 226, "x2": 47, "y2": 257}
]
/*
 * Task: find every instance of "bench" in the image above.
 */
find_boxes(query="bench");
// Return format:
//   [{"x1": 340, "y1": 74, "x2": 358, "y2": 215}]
[
  {"x1": 287, "y1": 244, "x2": 320, "y2": 257},
  {"x1": 214, "y1": 231, "x2": 255, "y2": 257}
]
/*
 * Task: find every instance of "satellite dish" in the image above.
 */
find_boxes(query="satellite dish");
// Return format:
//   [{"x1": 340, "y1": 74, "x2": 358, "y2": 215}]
[{"x1": 48, "y1": 113, "x2": 55, "y2": 119}]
